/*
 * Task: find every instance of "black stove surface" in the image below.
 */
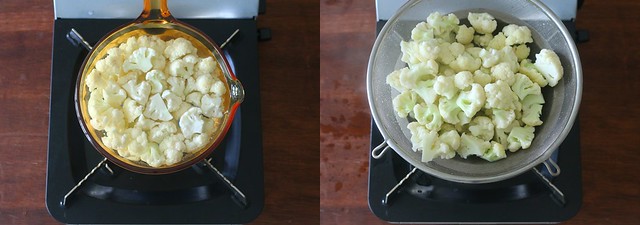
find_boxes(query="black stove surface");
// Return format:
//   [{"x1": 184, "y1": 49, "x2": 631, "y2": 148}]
[
  {"x1": 46, "y1": 19, "x2": 263, "y2": 224},
  {"x1": 368, "y1": 21, "x2": 582, "y2": 223}
]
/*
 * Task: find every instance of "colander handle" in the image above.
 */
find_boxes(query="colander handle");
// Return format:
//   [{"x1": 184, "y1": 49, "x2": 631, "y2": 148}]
[
  {"x1": 372, "y1": 140, "x2": 391, "y2": 159},
  {"x1": 543, "y1": 158, "x2": 561, "y2": 177}
]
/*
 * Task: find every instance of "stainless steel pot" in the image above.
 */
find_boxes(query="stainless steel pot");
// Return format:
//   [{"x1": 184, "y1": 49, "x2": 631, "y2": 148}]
[{"x1": 367, "y1": 0, "x2": 582, "y2": 183}]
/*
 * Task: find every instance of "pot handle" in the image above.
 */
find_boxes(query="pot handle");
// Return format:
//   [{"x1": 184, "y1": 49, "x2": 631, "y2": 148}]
[{"x1": 372, "y1": 140, "x2": 391, "y2": 159}]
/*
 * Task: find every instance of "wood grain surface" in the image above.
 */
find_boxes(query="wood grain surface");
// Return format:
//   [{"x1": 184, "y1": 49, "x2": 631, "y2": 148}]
[
  {"x1": 320, "y1": 0, "x2": 640, "y2": 224},
  {"x1": 0, "y1": 0, "x2": 319, "y2": 224}
]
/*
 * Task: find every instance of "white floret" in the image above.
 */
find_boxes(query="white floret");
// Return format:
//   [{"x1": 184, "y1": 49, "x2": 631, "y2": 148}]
[
  {"x1": 468, "y1": 12, "x2": 497, "y2": 34},
  {"x1": 434, "y1": 75, "x2": 457, "y2": 99},
  {"x1": 534, "y1": 49, "x2": 563, "y2": 87},
  {"x1": 144, "y1": 93, "x2": 173, "y2": 121},
  {"x1": 454, "y1": 71, "x2": 473, "y2": 90},
  {"x1": 468, "y1": 116, "x2": 494, "y2": 141},
  {"x1": 163, "y1": 37, "x2": 196, "y2": 61},
  {"x1": 149, "y1": 121, "x2": 177, "y2": 143},
  {"x1": 507, "y1": 125, "x2": 535, "y2": 151},
  {"x1": 211, "y1": 80, "x2": 226, "y2": 96},
  {"x1": 458, "y1": 133, "x2": 491, "y2": 159},
  {"x1": 484, "y1": 80, "x2": 517, "y2": 110},
  {"x1": 145, "y1": 70, "x2": 167, "y2": 94},
  {"x1": 502, "y1": 24, "x2": 533, "y2": 46},
  {"x1": 161, "y1": 90, "x2": 183, "y2": 112},
  {"x1": 122, "y1": 80, "x2": 151, "y2": 105},
  {"x1": 122, "y1": 98, "x2": 142, "y2": 123},
  {"x1": 123, "y1": 47, "x2": 157, "y2": 73},
  {"x1": 179, "y1": 107, "x2": 205, "y2": 139},
  {"x1": 491, "y1": 62, "x2": 516, "y2": 86},
  {"x1": 201, "y1": 94, "x2": 224, "y2": 118},
  {"x1": 456, "y1": 25, "x2": 475, "y2": 44},
  {"x1": 456, "y1": 83, "x2": 485, "y2": 118},
  {"x1": 196, "y1": 56, "x2": 217, "y2": 74},
  {"x1": 159, "y1": 134, "x2": 186, "y2": 165},
  {"x1": 413, "y1": 103, "x2": 443, "y2": 132}
]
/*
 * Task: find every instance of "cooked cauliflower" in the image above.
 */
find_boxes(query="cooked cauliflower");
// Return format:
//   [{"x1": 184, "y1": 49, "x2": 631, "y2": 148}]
[
  {"x1": 534, "y1": 49, "x2": 564, "y2": 87},
  {"x1": 84, "y1": 35, "x2": 229, "y2": 167},
  {"x1": 386, "y1": 11, "x2": 565, "y2": 162},
  {"x1": 468, "y1": 12, "x2": 497, "y2": 34}
]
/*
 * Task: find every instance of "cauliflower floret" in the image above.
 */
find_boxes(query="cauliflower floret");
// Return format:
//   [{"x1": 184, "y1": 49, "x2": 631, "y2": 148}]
[
  {"x1": 468, "y1": 116, "x2": 494, "y2": 141},
  {"x1": 171, "y1": 102, "x2": 192, "y2": 120},
  {"x1": 449, "y1": 52, "x2": 481, "y2": 72},
  {"x1": 481, "y1": 141, "x2": 507, "y2": 162},
  {"x1": 167, "y1": 76, "x2": 186, "y2": 96},
  {"x1": 179, "y1": 107, "x2": 205, "y2": 139},
  {"x1": 195, "y1": 56, "x2": 218, "y2": 74},
  {"x1": 123, "y1": 47, "x2": 157, "y2": 73},
  {"x1": 87, "y1": 90, "x2": 111, "y2": 121},
  {"x1": 434, "y1": 75, "x2": 457, "y2": 99},
  {"x1": 124, "y1": 127, "x2": 149, "y2": 160},
  {"x1": 411, "y1": 22, "x2": 435, "y2": 41},
  {"x1": 484, "y1": 80, "x2": 517, "y2": 110},
  {"x1": 102, "y1": 129, "x2": 129, "y2": 152},
  {"x1": 511, "y1": 73, "x2": 541, "y2": 100},
  {"x1": 159, "y1": 134, "x2": 186, "y2": 165},
  {"x1": 393, "y1": 62, "x2": 438, "y2": 90},
  {"x1": 413, "y1": 79, "x2": 438, "y2": 104},
  {"x1": 534, "y1": 49, "x2": 563, "y2": 87},
  {"x1": 473, "y1": 70, "x2": 492, "y2": 86},
  {"x1": 144, "y1": 93, "x2": 173, "y2": 121},
  {"x1": 195, "y1": 74, "x2": 214, "y2": 94},
  {"x1": 116, "y1": 71, "x2": 139, "y2": 86},
  {"x1": 491, "y1": 62, "x2": 516, "y2": 86},
  {"x1": 514, "y1": 44, "x2": 530, "y2": 61},
  {"x1": 186, "y1": 92, "x2": 203, "y2": 106},
  {"x1": 456, "y1": 24, "x2": 475, "y2": 44},
  {"x1": 201, "y1": 94, "x2": 224, "y2": 118},
  {"x1": 473, "y1": 33, "x2": 493, "y2": 48},
  {"x1": 439, "y1": 129, "x2": 461, "y2": 150},
  {"x1": 413, "y1": 103, "x2": 443, "y2": 131},
  {"x1": 122, "y1": 80, "x2": 151, "y2": 105},
  {"x1": 454, "y1": 71, "x2": 473, "y2": 90},
  {"x1": 522, "y1": 93, "x2": 545, "y2": 126},
  {"x1": 400, "y1": 39, "x2": 441, "y2": 65},
  {"x1": 134, "y1": 114, "x2": 156, "y2": 131},
  {"x1": 122, "y1": 98, "x2": 142, "y2": 123},
  {"x1": 458, "y1": 133, "x2": 491, "y2": 159},
  {"x1": 438, "y1": 96, "x2": 469, "y2": 125},
  {"x1": 167, "y1": 58, "x2": 194, "y2": 77},
  {"x1": 211, "y1": 80, "x2": 226, "y2": 96},
  {"x1": 93, "y1": 108, "x2": 126, "y2": 132},
  {"x1": 479, "y1": 48, "x2": 501, "y2": 68},
  {"x1": 519, "y1": 59, "x2": 548, "y2": 87},
  {"x1": 149, "y1": 121, "x2": 177, "y2": 143},
  {"x1": 468, "y1": 12, "x2": 497, "y2": 34},
  {"x1": 502, "y1": 24, "x2": 533, "y2": 46},
  {"x1": 507, "y1": 125, "x2": 535, "y2": 151},
  {"x1": 456, "y1": 83, "x2": 485, "y2": 117},
  {"x1": 185, "y1": 133, "x2": 210, "y2": 153},
  {"x1": 407, "y1": 122, "x2": 456, "y2": 162},
  {"x1": 102, "y1": 81, "x2": 127, "y2": 107},
  {"x1": 145, "y1": 69, "x2": 167, "y2": 94},
  {"x1": 95, "y1": 54, "x2": 124, "y2": 76},
  {"x1": 426, "y1": 12, "x2": 459, "y2": 37},
  {"x1": 86, "y1": 70, "x2": 108, "y2": 91},
  {"x1": 163, "y1": 37, "x2": 196, "y2": 61},
  {"x1": 394, "y1": 90, "x2": 418, "y2": 118},
  {"x1": 161, "y1": 90, "x2": 183, "y2": 112},
  {"x1": 140, "y1": 143, "x2": 165, "y2": 167},
  {"x1": 492, "y1": 109, "x2": 516, "y2": 129},
  {"x1": 500, "y1": 46, "x2": 520, "y2": 72},
  {"x1": 488, "y1": 32, "x2": 506, "y2": 50}
]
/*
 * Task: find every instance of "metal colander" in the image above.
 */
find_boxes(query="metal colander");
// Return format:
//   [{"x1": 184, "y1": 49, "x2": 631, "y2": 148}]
[{"x1": 367, "y1": 0, "x2": 582, "y2": 183}]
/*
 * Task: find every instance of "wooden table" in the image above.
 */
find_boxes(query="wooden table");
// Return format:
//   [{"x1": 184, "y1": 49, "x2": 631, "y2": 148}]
[
  {"x1": 321, "y1": 0, "x2": 640, "y2": 224},
  {"x1": 0, "y1": 0, "x2": 319, "y2": 224}
]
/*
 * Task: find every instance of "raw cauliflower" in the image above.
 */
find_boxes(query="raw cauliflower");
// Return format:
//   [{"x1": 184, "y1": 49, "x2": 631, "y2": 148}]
[
  {"x1": 84, "y1": 35, "x2": 229, "y2": 167},
  {"x1": 386, "y1": 11, "x2": 565, "y2": 162}
]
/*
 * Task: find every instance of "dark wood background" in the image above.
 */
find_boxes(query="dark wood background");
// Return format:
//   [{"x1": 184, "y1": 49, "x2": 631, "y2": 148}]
[
  {"x1": 0, "y1": 0, "x2": 319, "y2": 224},
  {"x1": 321, "y1": 0, "x2": 640, "y2": 224}
]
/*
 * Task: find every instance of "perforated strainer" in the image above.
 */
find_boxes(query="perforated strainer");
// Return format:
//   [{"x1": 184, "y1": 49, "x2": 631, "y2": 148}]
[{"x1": 367, "y1": 0, "x2": 582, "y2": 183}]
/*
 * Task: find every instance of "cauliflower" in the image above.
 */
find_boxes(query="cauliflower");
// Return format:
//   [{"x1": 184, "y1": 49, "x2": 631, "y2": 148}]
[
  {"x1": 511, "y1": 73, "x2": 541, "y2": 100},
  {"x1": 400, "y1": 39, "x2": 441, "y2": 65},
  {"x1": 144, "y1": 93, "x2": 173, "y2": 121},
  {"x1": 413, "y1": 103, "x2": 443, "y2": 131},
  {"x1": 522, "y1": 93, "x2": 545, "y2": 126},
  {"x1": 84, "y1": 35, "x2": 228, "y2": 168},
  {"x1": 468, "y1": 12, "x2": 497, "y2": 34},
  {"x1": 456, "y1": 24, "x2": 475, "y2": 44},
  {"x1": 454, "y1": 71, "x2": 473, "y2": 90},
  {"x1": 507, "y1": 125, "x2": 535, "y2": 151},
  {"x1": 123, "y1": 47, "x2": 157, "y2": 73},
  {"x1": 122, "y1": 80, "x2": 151, "y2": 105},
  {"x1": 473, "y1": 70, "x2": 492, "y2": 86},
  {"x1": 484, "y1": 80, "x2": 517, "y2": 110},
  {"x1": 449, "y1": 52, "x2": 481, "y2": 72},
  {"x1": 519, "y1": 59, "x2": 548, "y2": 87},
  {"x1": 433, "y1": 75, "x2": 457, "y2": 99},
  {"x1": 534, "y1": 49, "x2": 563, "y2": 87},
  {"x1": 201, "y1": 94, "x2": 224, "y2": 118},
  {"x1": 456, "y1": 83, "x2": 485, "y2": 117},
  {"x1": 408, "y1": 122, "x2": 456, "y2": 162},
  {"x1": 179, "y1": 107, "x2": 205, "y2": 139},
  {"x1": 385, "y1": 11, "x2": 566, "y2": 162},
  {"x1": 488, "y1": 32, "x2": 506, "y2": 50},
  {"x1": 458, "y1": 133, "x2": 491, "y2": 159},
  {"x1": 502, "y1": 24, "x2": 533, "y2": 46},
  {"x1": 468, "y1": 116, "x2": 494, "y2": 141},
  {"x1": 163, "y1": 37, "x2": 196, "y2": 61},
  {"x1": 482, "y1": 141, "x2": 507, "y2": 162}
]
